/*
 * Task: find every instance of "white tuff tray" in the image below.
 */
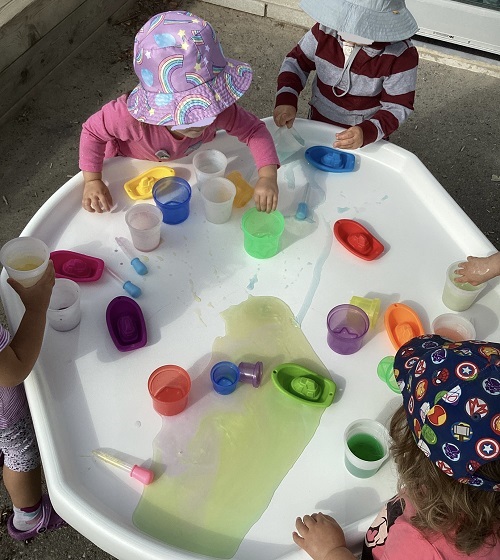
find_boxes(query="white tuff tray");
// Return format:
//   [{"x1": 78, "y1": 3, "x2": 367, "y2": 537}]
[{"x1": 1, "y1": 118, "x2": 499, "y2": 560}]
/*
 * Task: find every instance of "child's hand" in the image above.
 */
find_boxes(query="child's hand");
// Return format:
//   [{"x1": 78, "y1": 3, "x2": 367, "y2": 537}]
[
  {"x1": 293, "y1": 513, "x2": 354, "y2": 560},
  {"x1": 334, "y1": 126, "x2": 363, "y2": 150},
  {"x1": 455, "y1": 254, "x2": 500, "y2": 285},
  {"x1": 254, "y1": 165, "x2": 278, "y2": 213},
  {"x1": 273, "y1": 105, "x2": 297, "y2": 129},
  {"x1": 7, "y1": 261, "x2": 55, "y2": 313},
  {"x1": 82, "y1": 179, "x2": 113, "y2": 213}
]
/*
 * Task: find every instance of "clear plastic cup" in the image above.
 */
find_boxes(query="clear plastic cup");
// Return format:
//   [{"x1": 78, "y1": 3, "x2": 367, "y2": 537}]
[
  {"x1": 241, "y1": 208, "x2": 285, "y2": 259},
  {"x1": 0, "y1": 237, "x2": 50, "y2": 287},
  {"x1": 326, "y1": 304, "x2": 369, "y2": 355},
  {"x1": 193, "y1": 149, "x2": 228, "y2": 186},
  {"x1": 273, "y1": 127, "x2": 305, "y2": 164},
  {"x1": 47, "y1": 279, "x2": 81, "y2": 331},
  {"x1": 344, "y1": 419, "x2": 389, "y2": 478},
  {"x1": 200, "y1": 178, "x2": 236, "y2": 224},
  {"x1": 125, "y1": 204, "x2": 163, "y2": 252},
  {"x1": 432, "y1": 313, "x2": 476, "y2": 341},
  {"x1": 442, "y1": 261, "x2": 487, "y2": 311}
]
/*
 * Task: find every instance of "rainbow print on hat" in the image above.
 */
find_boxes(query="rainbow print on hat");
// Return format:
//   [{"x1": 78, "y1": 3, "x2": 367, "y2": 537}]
[{"x1": 126, "y1": 11, "x2": 253, "y2": 127}]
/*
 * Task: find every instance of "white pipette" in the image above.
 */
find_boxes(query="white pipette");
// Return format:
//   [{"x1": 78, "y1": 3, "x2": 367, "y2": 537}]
[
  {"x1": 115, "y1": 237, "x2": 148, "y2": 275},
  {"x1": 92, "y1": 449, "x2": 154, "y2": 485}
]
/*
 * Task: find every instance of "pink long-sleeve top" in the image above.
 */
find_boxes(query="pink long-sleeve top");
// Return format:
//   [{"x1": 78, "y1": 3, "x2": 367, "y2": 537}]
[{"x1": 79, "y1": 95, "x2": 279, "y2": 173}]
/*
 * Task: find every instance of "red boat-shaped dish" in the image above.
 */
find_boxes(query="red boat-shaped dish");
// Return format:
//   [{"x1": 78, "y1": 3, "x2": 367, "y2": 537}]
[
  {"x1": 106, "y1": 296, "x2": 147, "y2": 352},
  {"x1": 51, "y1": 250, "x2": 104, "y2": 282},
  {"x1": 333, "y1": 219, "x2": 384, "y2": 260},
  {"x1": 384, "y1": 303, "x2": 425, "y2": 350}
]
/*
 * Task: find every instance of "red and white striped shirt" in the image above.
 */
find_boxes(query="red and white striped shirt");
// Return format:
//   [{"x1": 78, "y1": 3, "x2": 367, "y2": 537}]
[
  {"x1": 275, "y1": 24, "x2": 418, "y2": 146},
  {"x1": 0, "y1": 324, "x2": 29, "y2": 429}
]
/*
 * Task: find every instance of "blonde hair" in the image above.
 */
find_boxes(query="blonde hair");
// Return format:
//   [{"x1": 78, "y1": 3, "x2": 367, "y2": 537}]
[{"x1": 390, "y1": 405, "x2": 500, "y2": 554}]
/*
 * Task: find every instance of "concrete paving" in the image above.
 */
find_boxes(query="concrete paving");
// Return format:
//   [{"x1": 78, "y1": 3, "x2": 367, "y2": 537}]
[{"x1": 0, "y1": 0, "x2": 499, "y2": 557}]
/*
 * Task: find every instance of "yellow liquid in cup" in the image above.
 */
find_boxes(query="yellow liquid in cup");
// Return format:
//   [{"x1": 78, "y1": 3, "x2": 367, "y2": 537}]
[{"x1": 9, "y1": 256, "x2": 44, "y2": 271}]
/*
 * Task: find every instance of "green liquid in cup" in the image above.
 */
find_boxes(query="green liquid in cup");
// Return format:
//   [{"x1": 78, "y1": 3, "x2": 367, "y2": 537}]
[{"x1": 348, "y1": 433, "x2": 385, "y2": 461}]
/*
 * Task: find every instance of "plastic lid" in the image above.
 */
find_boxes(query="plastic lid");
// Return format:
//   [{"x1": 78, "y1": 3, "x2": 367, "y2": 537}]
[
  {"x1": 333, "y1": 220, "x2": 384, "y2": 260},
  {"x1": 305, "y1": 146, "x2": 355, "y2": 173}
]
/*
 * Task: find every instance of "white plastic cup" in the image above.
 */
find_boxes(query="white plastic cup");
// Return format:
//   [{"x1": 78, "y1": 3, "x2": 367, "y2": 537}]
[
  {"x1": 192, "y1": 150, "x2": 228, "y2": 186},
  {"x1": 200, "y1": 178, "x2": 236, "y2": 224},
  {"x1": 432, "y1": 313, "x2": 476, "y2": 341},
  {"x1": 125, "y1": 204, "x2": 163, "y2": 252},
  {"x1": 0, "y1": 237, "x2": 50, "y2": 287},
  {"x1": 442, "y1": 261, "x2": 487, "y2": 312},
  {"x1": 344, "y1": 419, "x2": 389, "y2": 478},
  {"x1": 47, "y1": 279, "x2": 81, "y2": 332}
]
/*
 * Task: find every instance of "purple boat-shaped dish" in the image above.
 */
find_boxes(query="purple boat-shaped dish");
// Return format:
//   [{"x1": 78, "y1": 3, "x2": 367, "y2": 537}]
[
  {"x1": 51, "y1": 250, "x2": 104, "y2": 282},
  {"x1": 106, "y1": 296, "x2": 147, "y2": 352}
]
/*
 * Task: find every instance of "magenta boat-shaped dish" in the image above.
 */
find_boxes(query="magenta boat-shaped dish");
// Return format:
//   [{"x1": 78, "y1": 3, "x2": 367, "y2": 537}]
[{"x1": 51, "y1": 250, "x2": 104, "y2": 282}]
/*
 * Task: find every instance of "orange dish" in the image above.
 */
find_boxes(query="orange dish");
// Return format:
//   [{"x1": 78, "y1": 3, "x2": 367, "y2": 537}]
[{"x1": 384, "y1": 303, "x2": 425, "y2": 350}]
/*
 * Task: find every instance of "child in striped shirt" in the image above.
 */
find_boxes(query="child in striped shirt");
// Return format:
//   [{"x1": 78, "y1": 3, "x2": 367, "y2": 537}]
[{"x1": 274, "y1": 0, "x2": 419, "y2": 149}]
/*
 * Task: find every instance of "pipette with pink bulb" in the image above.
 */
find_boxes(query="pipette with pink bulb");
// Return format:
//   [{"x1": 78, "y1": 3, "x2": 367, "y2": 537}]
[{"x1": 92, "y1": 448, "x2": 154, "y2": 485}]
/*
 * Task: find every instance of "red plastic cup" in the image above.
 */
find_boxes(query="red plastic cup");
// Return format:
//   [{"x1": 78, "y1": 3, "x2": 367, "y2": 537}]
[{"x1": 148, "y1": 365, "x2": 191, "y2": 416}]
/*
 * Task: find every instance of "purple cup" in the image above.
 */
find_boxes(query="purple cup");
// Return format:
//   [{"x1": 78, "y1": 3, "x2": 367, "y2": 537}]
[
  {"x1": 238, "y1": 361, "x2": 263, "y2": 388},
  {"x1": 327, "y1": 304, "x2": 369, "y2": 355}
]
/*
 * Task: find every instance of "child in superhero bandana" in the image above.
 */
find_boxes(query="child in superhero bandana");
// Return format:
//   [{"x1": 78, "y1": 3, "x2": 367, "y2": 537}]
[{"x1": 294, "y1": 335, "x2": 500, "y2": 560}]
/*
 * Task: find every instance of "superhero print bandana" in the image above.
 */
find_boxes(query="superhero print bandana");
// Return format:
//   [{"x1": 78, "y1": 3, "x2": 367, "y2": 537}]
[{"x1": 394, "y1": 335, "x2": 500, "y2": 491}]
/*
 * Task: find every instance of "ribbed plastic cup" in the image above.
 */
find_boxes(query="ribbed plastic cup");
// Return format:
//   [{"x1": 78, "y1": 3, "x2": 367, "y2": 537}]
[
  {"x1": 442, "y1": 261, "x2": 487, "y2": 311},
  {"x1": 148, "y1": 365, "x2": 191, "y2": 416},
  {"x1": 344, "y1": 419, "x2": 389, "y2": 478},
  {"x1": 327, "y1": 304, "x2": 369, "y2": 355},
  {"x1": 241, "y1": 208, "x2": 285, "y2": 259},
  {"x1": 125, "y1": 204, "x2": 163, "y2": 251},
  {"x1": 47, "y1": 278, "x2": 81, "y2": 331},
  {"x1": 200, "y1": 178, "x2": 236, "y2": 224}
]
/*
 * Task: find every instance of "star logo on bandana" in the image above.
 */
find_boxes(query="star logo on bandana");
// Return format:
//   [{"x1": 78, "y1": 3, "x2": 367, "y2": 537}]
[
  {"x1": 476, "y1": 438, "x2": 500, "y2": 460},
  {"x1": 456, "y1": 362, "x2": 479, "y2": 380}
]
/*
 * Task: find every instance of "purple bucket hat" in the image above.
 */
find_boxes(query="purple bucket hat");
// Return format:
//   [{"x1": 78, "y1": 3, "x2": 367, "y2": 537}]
[
  {"x1": 127, "y1": 11, "x2": 253, "y2": 127},
  {"x1": 395, "y1": 335, "x2": 500, "y2": 491}
]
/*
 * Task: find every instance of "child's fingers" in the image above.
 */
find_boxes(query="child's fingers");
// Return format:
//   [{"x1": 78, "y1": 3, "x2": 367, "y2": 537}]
[{"x1": 292, "y1": 531, "x2": 305, "y2": 547}]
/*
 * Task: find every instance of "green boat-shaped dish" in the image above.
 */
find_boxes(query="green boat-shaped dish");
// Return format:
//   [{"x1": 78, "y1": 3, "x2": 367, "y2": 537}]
[{"x1": 272, "y1": 363, "x2": 336, "y2": 407}]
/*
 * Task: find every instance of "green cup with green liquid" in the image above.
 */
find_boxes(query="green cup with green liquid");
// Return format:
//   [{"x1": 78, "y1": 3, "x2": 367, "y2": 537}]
[{"x1": 344, "y1": 419, "x2": 389, "y2": 478}]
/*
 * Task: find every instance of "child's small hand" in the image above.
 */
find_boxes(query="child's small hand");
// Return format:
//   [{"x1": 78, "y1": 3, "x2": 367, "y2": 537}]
[
  {"x1": 455, "y1": 254, "x2": 500, "y2": 285},
  {"x1": 7, "y1": 261, "x2": 55, "y2": 313},
  {"x1": 273, "y1": 105, "x2": 297, "y2": 129},
  {"x1": 334, "y1": 126, "x2": 363, "y2": 150},
  {"x1": 293, "y1": 513, "x2": 353, "y2": 560},
  {"x1": 82, "y1": 179, "x2": 113, "y2": 213},
  {"x1": 254, "y1": 165, "x2": 278, "y2": 213}
]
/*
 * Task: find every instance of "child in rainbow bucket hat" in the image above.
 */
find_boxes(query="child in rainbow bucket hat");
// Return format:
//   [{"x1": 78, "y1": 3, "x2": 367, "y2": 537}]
[
  {"x1": 274, "y1": 0, "x2": 419, "y2": 150},
  {"x1": 79, "y1": 11, "x2": 279, "y2": 214},
  {"x1": 293, "y1": 335, "x2": 500, "y2": 560}
]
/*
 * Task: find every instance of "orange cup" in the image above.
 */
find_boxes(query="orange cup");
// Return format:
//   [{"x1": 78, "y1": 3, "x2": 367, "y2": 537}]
[{"x1": 148, "y1": 365, "x2": 191, "y2": 416}]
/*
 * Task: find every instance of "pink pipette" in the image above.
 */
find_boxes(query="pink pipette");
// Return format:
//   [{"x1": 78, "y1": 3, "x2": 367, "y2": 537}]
[{"x1": 92, "y1": 449, "x2": 154, "y2": 485}]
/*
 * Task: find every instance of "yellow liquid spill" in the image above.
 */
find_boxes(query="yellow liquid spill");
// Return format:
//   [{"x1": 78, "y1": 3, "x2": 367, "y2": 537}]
[
  {"x1": 8, "y1": 257, "x2": 44, "y2": 271},
  {"x1": 133, "y1": 296, "x2": 330, "y2": 558}
]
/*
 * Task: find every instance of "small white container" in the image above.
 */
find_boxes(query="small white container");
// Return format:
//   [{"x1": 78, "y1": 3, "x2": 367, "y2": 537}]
[
  {"x1": 0, "y1": 237, "x2": 50, "y2": 287},
  {"x1": 442, "y1": 261, "x2": 487, "y2": 312},
  {"x1": 47, "y1": 279, "x2": 81, "y2": 332},
  {"x1": 344, "y1": 419, "x2": 389, "y2": 478},
  {"x1": 192, "y1": 149, "x2": 227, "y2": 186},
  {"x1": 432, "y1": 313, "x2": 476, "y2": 341},
  {"x1": 125, "y1": 204, "x2": 163, "y2": 252},
  {"x1": 199, "y1": 178, "x2": 236, "y2": 224}
]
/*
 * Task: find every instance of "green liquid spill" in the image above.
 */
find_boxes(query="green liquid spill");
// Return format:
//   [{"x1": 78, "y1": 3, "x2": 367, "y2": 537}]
[
  {"x1": 347, "y1": 434, "x2": 385, "y2": 461},
  {"x1": 133, "y1": 296, "x2": 330, "y2": 558}
]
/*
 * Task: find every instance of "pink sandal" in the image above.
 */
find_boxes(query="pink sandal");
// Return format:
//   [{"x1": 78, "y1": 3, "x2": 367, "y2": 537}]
[{"x1": 7, "y1": 495, "x2": 65, "y2": 541}]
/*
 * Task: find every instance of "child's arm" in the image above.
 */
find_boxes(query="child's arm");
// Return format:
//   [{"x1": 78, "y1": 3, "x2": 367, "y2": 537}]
[
  {"x1": 455, "y1": 253, "x2": 500, "y2": 285},
  {"x1": 82, "y1": 171, "x2": 113, "y2": 213},
  {"x1": 274, "y1": 27, "x2": 317, "y2": 129},
  {"x1": 0, "y1": 262, "x2": 55, "y2": 387},
  {"x1": 253, "y1": 165, "x2": 278, "y2": 213},
  {"x1": 293, "y1": 513, "x2": 356, "y2": 560}
]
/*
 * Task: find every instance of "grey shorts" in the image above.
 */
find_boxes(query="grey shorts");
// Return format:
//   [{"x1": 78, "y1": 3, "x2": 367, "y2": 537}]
[{"x1": 0, "y1": 414, "x2": 41, "y2": 472}]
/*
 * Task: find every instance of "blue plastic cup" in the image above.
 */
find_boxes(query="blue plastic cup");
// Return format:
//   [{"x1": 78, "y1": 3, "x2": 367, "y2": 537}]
[
  {"x1": 210, "y1": 361, "x2": 239, "y2": 395},
  {"x1": 153, "y1": 177, "x2": 192, "y2": 225}
]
